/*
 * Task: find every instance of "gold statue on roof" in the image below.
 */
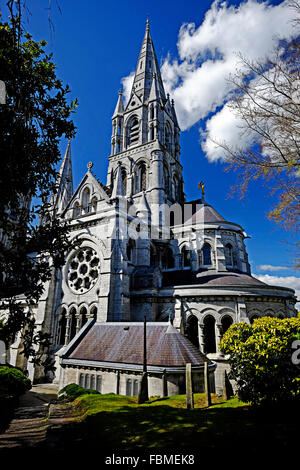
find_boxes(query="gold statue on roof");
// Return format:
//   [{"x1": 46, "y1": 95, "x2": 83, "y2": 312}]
[{"x1": 198, "y1": 180, "x2": 205, "y2": 198}]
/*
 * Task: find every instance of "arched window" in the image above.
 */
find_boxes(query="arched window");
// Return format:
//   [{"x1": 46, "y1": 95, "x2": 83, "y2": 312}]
[
  {"x1": 134, "y1": 162, "x2": 147, "y2": 193},
  {"x1": 225, "y1": 244, "x2": 234, "y2": 266},
  {"x1": 202, "y1": 243, "x2": 212, "y2": 266},
  {"x1": 162, "y1": 247, "x2": 174, "y2": 270},
  {"x1": 133, "y1": 379, "x2": 139, "y2": 396},
  {"x1": 127, "y1": 238, "x2": 136, "y2": 263},
  {"x1": 165, "y1": 122, "x2": 172, "y2": 152},
  {"x1": 140, "y1": 163, "x2": 146, "y2": 191},
  {"x1": 73, "y1": 202, "x2": 80, "y2": 218},
  {"x1": 96, "y1": 375, "x2": 102, "y2": 392},
  {"x1": 172, "y1": 175, "x2": 180, "y2": 201},
  {"x1": 127, "y1": 116, "x2": 139, "y2": 147},
  {"x1": 91, "y1": 197, "x2": 97, "y2": 213},
  {"x1": 164, "y1": 166, "x2": 169, "y2": 194},
  {"x1": 69, "y1": 308, "x2": 77, "y2": 342},
  {"x1": 221, "y1": 316, "x2": 233, "y2": 336},
  {"x1": 149, "y1": 104, "x2": 154, "y2": 120},
  {"x1": 203, "y1": 315, "x2": 216, "y2": 354},
  {"x1": 121, "y1": 168, "x2": 127, "y2": 195},
  {"x1": 57, "y1": 308, "x2": 67, "y2": 345},
  {"x1": 126, "y1": 379, "x2": 132, "y2": 396},
  {"x1": 149, "y1": 124, "x2": 154, "y2": 140},
  {"x1": 90, "y1": 306, "x2": 97, "y2": 320},
  {"x1": 186, "y1": 315, "x2": 199, "y2": 348},
  {"x1": 117, "y1": 121, "x2": 122, "y2": 135},
  {"x1": 82, "y1": 187, "x2": 90, "y2": 214},
  {"x1": 181, "y1": 246, "x2": 191, "y2": 268},
  {"x1": 80, "y1": 307, "x2": 88, "y2": 329}
]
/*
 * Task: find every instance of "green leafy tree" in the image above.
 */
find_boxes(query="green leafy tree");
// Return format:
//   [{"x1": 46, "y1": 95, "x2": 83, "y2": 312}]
[
  {"x1": 220, "y1": 317, "x2": 300, "y2": 406},
  {"x1": 0, "y1": 1, "x2": 77, "y2": 370}
]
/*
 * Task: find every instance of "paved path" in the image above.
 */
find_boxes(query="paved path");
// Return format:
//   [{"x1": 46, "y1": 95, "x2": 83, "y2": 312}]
[{"x1": 0, "y1": 384, "x2": 58, "y2": 449}]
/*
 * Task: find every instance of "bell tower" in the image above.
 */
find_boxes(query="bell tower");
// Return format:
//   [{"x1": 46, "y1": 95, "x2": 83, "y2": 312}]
[{"x1": 107, "y1": 20, "x2": 184, "y2": 217}]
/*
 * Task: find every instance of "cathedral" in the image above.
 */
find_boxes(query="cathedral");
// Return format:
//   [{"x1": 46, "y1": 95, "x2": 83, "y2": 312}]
[{"x1": 9, "y1": 21, "x2": 297, "y2": 396}]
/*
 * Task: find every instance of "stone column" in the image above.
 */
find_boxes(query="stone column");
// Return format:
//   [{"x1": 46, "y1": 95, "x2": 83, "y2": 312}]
[
  {"x1": 215, "y1": 323, "x2": 222, "y2": 354},
  {"x1": 75, "y1": 314, "x2": 81, "y2": 334},
  {"x1": 65, "y1": 316, "x2": 71, "y2": 346},
  {"x1": 198, "y1": 322, "x2": 205, "y2": 353}
]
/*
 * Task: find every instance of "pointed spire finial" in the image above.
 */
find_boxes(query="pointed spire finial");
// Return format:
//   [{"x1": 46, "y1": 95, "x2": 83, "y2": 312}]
[
  {"x1": 119, "y1": 89, "x2": 123, "y2": 95},
  {"x1": 87, "y1": 161, "x2": 93, "y2": 171},
  {"x1": 146, "y1": 16, "x2": 150, "y2": 30}
]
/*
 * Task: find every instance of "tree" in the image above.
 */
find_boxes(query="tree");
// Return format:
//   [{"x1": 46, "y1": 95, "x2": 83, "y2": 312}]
[
  {"x1": 212, "y1": 2, "x2": 300, "y2": 231},
  {"x1": 220, "y1": 317, "x2": 300, "y2": 406},
  {"x1": 0, "y1": 1, "x2": 77, "y2": 370}
]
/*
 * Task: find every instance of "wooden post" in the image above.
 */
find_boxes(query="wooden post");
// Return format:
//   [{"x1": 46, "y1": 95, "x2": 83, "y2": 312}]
[
  {"x1": 186, "y1": 363, "x2": 194, "y2": 409},
  {"x1": 162, "y1": 368, "x2": 167, "y2": 397},
  {"x1": 204, "y1": 362, "x2": 211, "y2": 407},
  {"x1": 138, "y1": 316, "x2": 149, "y2": 404}
]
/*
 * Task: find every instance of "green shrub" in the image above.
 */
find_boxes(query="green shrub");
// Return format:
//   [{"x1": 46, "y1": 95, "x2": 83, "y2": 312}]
[
  {"x1": 58, "y1": 383, "x2": 100, "y2": 401},
  {"x1": 220, "y1": 317, "x2": 300, "y2": 406},
  {"x1": 0, "y1": 365, "x2": 31, "y2": 397}
]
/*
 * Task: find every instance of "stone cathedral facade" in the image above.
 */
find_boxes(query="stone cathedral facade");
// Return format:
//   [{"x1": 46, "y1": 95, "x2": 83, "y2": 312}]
[{"x1": 9, "y1": 21, "x2": 297, "y2": 395}]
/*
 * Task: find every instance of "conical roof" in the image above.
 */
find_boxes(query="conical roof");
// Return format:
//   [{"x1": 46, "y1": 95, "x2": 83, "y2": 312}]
[{"x1": 128, "y1": 20, "x2": 166, "y2": 104}]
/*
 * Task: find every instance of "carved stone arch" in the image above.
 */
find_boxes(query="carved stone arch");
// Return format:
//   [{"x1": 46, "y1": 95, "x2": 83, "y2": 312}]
[
  {"x1": 67, "y1": 303, "x2": 78, "y2": 315},
  {"x1": 263, "y1": 308, "x2": 275, "y2": 317},
  {"x1": 219, "y1": 308, "x2": 235, "y2": 324},
  {"x1": 185, "y1": 310, "x2": 200, "y2": 348},
  {"x1": 89, "y1": 303, "x2": 98, "y2": 320},
  {"x1": 133, "y1": 156, "x2": 151, "y2": 169},
  {"x1": 199, "y1": 309, "x2": 218, "y2": 326},
  {"x1": 248, "y1": 308, "x2": 261, "y2": 323},
  {"x1": 124, "y1": 112, "x2": 140, "y2": 127}
]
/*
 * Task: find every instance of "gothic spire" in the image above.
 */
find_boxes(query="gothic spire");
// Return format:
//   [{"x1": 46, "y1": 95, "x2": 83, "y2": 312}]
[
  {"x1": 50, "y1": 139, "x2": 73, "y2": 213},
  {"x1": 112, "y1": 89, "x2": 124, "y2": 118},
  {"x1": 128, "y1": 20, "x2": 166, "y2": 104}
]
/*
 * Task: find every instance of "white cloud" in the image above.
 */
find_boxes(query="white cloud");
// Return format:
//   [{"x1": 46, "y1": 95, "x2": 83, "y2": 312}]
[
  {"x1": 162, "y1": 0, "x2": 296, "y2": 135},
  {"x1": 121, "y1": 71, "x2": 135, "y2": 106},
  {"x1": 254, "y1": 273, "x2": 300, "y2": 306},
  {"x1": 258, "y1": 265, "x2": 289, "y2": 272}
]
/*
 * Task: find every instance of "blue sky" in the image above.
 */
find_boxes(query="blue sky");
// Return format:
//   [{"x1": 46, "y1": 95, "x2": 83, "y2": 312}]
[{"x1": 2, "y1": 0, "x2": 300, "y2": 297}]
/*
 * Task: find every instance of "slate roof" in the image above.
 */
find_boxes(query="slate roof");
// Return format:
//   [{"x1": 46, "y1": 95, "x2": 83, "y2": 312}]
[
  {"x1": 184, "y1": 201, "x2": 226, "y2": 225},
  {"x1": 162, "y1": 270, "x2": 267, "y2": 288},
  {"x1": 67, "y1": 322, "x2": 210, "y2": 367}
]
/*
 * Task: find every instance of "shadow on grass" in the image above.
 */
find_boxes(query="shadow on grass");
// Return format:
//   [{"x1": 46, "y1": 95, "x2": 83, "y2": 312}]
[{"x1": 76, "y1": 401, "x2": 299, "y2": 452}]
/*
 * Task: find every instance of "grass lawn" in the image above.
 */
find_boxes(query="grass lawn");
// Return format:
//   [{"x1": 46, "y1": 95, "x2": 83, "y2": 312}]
[{"x1": 72, "y1": 392, "x2": 299, "y2": 453}]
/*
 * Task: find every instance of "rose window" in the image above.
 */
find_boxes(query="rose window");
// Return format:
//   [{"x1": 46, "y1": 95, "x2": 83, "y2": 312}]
[{"x1": 67, "y1": 248, "x2": 100, "y2": 294}]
